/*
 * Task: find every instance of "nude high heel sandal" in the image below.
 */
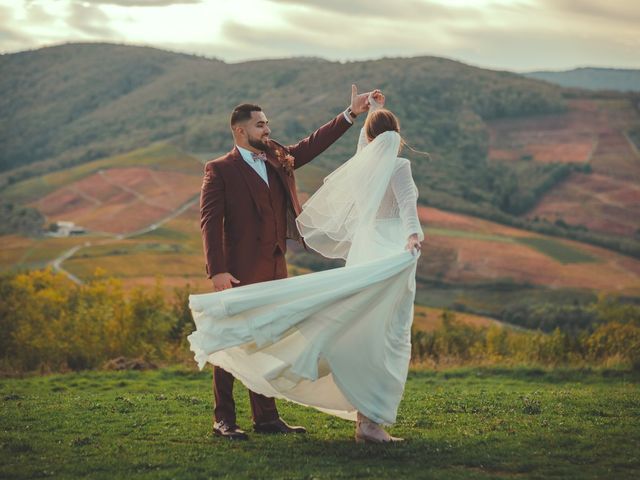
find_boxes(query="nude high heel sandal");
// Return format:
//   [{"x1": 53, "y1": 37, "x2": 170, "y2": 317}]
[{"x1": 355, "y1": 413, "x2": 404, "y2": 444}]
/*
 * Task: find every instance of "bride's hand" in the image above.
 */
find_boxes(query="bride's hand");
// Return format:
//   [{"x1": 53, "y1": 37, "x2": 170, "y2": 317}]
[
  {"x1": 369, "y1": 90, "x2": 385, "y2": 111},
  {"x1": 405, "y1": 233, "x2": 421, "y2": 256}
]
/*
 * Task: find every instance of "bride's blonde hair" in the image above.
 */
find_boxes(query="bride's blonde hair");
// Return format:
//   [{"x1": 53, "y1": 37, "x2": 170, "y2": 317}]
[{"x1": 365, "y1": 109, "x2": 431, "y2": 159}]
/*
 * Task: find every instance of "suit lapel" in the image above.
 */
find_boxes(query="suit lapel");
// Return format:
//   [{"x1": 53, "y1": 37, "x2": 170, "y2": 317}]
[
  {"x1": 229, "y1": 147, "x2": 266, "y2": 216},
  {"x1": 229, "y1": 146, "x2": 299, "y2": 218},
  {"x1": 265, "y1": 154, "x2": 296, "y2": 204}
]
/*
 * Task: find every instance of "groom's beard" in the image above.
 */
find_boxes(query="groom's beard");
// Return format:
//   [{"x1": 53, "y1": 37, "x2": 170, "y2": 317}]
[{"x1": 248, "y1": 135, "x2": 270, "y2": 152}]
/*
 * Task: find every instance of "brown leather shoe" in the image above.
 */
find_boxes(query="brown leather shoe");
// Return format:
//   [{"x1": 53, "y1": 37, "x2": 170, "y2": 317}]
[
  {"x1": 213, "y1": 420, "x2": 248, "y2": 440},
  {"x1": 253, "y1": 417, "x2": 307, "y2": 434}
]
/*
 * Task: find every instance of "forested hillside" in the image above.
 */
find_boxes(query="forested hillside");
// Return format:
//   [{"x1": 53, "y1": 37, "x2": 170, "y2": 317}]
[
  {"x1": 2, "y1": 43, "x2": 639, "y2": 256},
  {"x1": 0, "y1": 43, "x2": 564, "y2": 178},
  {"x1": 0, "y1": 43, "x2": 564, "y2": 209}
]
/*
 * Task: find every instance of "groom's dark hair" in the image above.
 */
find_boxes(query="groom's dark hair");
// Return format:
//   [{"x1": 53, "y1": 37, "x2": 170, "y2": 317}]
[{"x1": 230, "y1": 103, "x2": 262, "y2": 126}]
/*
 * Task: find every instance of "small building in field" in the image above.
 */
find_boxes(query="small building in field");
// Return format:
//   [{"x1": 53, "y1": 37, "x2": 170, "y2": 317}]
[{"x1": 46, "y1": 221, "x2": 86, "y2": 237}]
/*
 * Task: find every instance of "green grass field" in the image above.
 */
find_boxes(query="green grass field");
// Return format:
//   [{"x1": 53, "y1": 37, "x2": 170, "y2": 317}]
[
  {"x1": 426, "y1": 227, "x2": 512, "y2": 244},
  {"x1": 514, "y1": 237, "x2": 596, "y2": 264},
  {"x1": 1, "y1": 366, "x2": 638, "y2": 479},
  {"x1": 415, "y1": 281, "x2": 596, "y2": 317}
]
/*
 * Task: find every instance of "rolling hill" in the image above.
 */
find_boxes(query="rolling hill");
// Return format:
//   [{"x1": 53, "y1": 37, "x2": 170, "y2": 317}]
[
  {"x1": 6, "y1": 180, "x2": 637, "y2": 318},
  {"x1": 0, "y1": 43, "x2": 567, "y2": 225},
  {"x1": 0, "y1": 43, "x2": 563, "y2": 178},
  {"x1": 487, "y1": 97, "x2": 640, "y2": 239},
  {"x1": 1, "y1": 141, "x2": 637, "y2": 326},
  {"x1": 1, "y1": 43, "x2": 639, "y2": 329},
  {"x1": 2, "y1": 43, "x2": 639, "y2": 259},
  {"x1": 524, "y1": 67, "x2": 640, "y2": 92}
]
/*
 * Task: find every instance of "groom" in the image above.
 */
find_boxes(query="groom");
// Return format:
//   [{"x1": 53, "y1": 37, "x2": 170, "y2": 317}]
[{"x1": 200, "y1": 85, "x2": 374, "y2": 440}]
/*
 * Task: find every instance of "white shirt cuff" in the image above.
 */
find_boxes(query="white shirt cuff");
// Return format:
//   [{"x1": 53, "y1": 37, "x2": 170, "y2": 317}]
[{"x1": 343, "y1": 109, "x2": 353, "y2": 124}]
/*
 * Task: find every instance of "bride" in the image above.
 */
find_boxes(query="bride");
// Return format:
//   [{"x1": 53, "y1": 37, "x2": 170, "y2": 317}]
[{"x1": 188, "y1": 94, "x2": 424, "y2": 443}]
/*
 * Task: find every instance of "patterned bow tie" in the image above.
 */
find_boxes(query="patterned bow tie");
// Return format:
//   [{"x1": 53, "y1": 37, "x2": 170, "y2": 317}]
[{"x1": 251, "y1": 151, "x2": 267, "y2": 162}]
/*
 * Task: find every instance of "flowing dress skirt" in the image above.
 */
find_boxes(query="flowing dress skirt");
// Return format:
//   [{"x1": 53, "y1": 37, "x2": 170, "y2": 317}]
[{"x1": 188, "y1": 218, "x2": 418, "y2": 424}]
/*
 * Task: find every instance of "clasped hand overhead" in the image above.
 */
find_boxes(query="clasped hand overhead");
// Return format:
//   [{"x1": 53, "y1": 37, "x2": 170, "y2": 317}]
[{"x1": 350, "y1": 84, "x2": 385, "y2": 116}]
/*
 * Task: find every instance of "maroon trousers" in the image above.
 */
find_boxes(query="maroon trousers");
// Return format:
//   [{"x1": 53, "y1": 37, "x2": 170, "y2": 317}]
[
  {"x1": 213, "y1": 367, "x2": 278, "y2": 425},
  {"x1": 212, "y1": 242, "x2": 288, "y2": 425}
]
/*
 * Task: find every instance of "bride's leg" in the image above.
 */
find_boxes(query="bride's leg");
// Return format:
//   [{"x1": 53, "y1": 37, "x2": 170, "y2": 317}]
[{"x1": 355, "y1": 411, "x2": 404, "y2": 443}]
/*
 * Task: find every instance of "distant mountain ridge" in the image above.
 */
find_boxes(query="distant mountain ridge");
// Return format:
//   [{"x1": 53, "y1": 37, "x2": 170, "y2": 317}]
[{"x1": 524, "y1": 67, "x2": 640, "y2": 92}]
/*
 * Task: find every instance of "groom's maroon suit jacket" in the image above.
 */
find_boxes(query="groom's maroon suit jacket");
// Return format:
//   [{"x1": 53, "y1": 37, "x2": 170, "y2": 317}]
[{"x1": 200, "y1": 113, "x2": 352, "y2": 286}]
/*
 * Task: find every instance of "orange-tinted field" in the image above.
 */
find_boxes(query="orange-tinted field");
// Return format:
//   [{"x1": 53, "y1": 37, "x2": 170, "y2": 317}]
[
  {"x1": 31, "y1": 167, "x2": 201, "y2": 234},
  {"x1": 488, "y1": 98, "x2": 640, "y2": 239},
  {"x1": 527, "y1": 172, "x2": 640, "y2": 237},
  {"x1": 488, "y1": 99, "x2": 601, "y2": 164},
  {"x1": 427, "y1": 235, "x2": 637, "y2": 292},
  {"x1": 487, "y1": 98, "x2": 638, "y2": 166},
  {"x1": 418, "y1": 206, "x2": 640, "y2": 295}
]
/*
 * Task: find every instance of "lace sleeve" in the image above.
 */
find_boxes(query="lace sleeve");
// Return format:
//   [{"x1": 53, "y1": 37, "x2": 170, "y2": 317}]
[
  {"x1": 390, "y1": 160, "x2": 423, "y2": 241},
  {"x1": 357, "y1": 128, "x2": 368, "y2": 153}
]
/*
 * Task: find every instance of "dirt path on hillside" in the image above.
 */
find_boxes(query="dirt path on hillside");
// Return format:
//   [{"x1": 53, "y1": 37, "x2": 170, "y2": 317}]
[
  {"x1": 97, "y1": 170, "x2": 171, "y2": 211},
  {"x1": 49, "y1": 194, "x2": 200, "y2": 284}
]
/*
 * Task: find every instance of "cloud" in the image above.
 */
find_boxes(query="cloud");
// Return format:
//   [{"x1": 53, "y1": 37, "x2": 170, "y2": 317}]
[
  {"x1": 0, "y1": 31, "x2": 37, "y2": 54},
  {"x1": 0, "y1": 25, "x2": 32, "y2": 45},
  {"x1": 218, "y1": 13, "x2": 450, "y2": 64},
  {"x1": 0, "y1": 4, "x2": 36, "y2": 51},
  {"x1": 267, "y1": 0, "x2": 473, "y2": 22},
  {"x1": 25, "y1": 2, "x2": 55, "y2": 24},
  {"x1": 447, "y1": 24, "x2": 640, "y2": 71},
  {"x1": 219, "y1": 19, "x2": 329, "y2": 57},
  {"x1": 1, "y1": 0, "x2": 639, "y2": 71},
  {"x1": 214, "y1": 0, "x2": 640, "y2": 71},
  {"x1": 542, "y1": 0, "x2": 640, "y2": 25},
  {"x1": 67, "y1": 2, "x2": 117, "y2": 37},
  {"x1": 83, "y1": 0, "x2": 202, "y2": 6},
  {"x1": 218, "y1": 1, "x2": 482, "y2": 62}
]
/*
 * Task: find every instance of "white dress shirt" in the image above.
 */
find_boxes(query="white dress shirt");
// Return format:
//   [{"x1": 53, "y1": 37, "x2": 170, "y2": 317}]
[
  {"x1": 342, "y1": 109, "x2": 354, "y2": 124},
  {"x1": 236, "y1": 145, "x2": 269, "y2": 186}
]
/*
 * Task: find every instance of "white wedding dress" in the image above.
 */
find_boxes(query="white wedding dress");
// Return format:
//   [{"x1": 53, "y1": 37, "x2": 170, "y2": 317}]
[{"x1": 188, "y1": 128, "x2": 423, "y2": 425}]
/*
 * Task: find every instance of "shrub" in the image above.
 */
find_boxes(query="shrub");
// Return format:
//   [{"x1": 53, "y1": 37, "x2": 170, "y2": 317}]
[{"x1": 0, "y1": 268, "x2": 193, "y2": 372}]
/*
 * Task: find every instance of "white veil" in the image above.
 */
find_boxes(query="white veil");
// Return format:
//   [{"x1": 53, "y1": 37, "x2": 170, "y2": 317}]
[{"x1": 296, "y1": 130, "x2": 401, "y2": 259}]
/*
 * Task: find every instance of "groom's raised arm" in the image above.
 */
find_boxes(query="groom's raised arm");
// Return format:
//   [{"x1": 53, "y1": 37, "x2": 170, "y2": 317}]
[
  {"x1": 287, "y1": 85, "x2": 375, "y2": 169},
  {"x1": 288, "y1": 113, "x2": 352, "y2": 169}
]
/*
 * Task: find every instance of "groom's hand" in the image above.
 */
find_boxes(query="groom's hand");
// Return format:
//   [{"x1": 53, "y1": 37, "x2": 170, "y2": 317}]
[
  {"x1": 350, "y1": 84, "x2": 375, "y2": 116},
  {"x1": 212, "y1": 272, "x2": 240, "y2": 291}
]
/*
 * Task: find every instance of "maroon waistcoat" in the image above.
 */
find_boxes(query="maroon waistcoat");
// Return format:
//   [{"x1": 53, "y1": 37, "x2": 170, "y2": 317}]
[{"x1": 254, "y1": 162, "x2": 288, "y2": 255}]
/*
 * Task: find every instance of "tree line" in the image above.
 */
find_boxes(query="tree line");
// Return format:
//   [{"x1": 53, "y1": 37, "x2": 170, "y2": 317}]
[
  {"x1": 412, "y1": 300, "x2": 640, "y2": 370},
  {"x1": 1, "y1": 268, "x2": 638, "y2": 374}
]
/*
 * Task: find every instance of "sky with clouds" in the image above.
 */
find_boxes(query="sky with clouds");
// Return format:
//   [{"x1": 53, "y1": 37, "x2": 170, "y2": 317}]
[{"x1": 1, "y1": 0, "x2": 638, "y2": 72}]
